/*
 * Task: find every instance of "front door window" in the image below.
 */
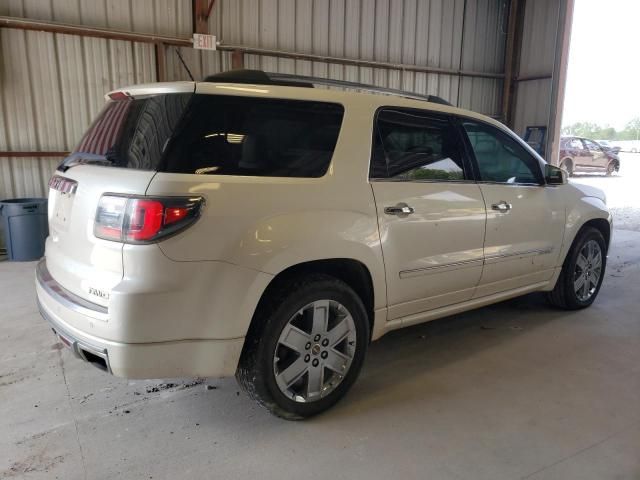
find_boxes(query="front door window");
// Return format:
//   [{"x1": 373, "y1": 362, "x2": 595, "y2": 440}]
[{"x1": 462, "y1": 121, "x2": 543, "y2": 185}]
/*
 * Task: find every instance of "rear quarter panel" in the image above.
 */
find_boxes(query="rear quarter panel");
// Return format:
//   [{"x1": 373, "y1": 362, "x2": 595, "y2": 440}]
[{"x1": 145, "y1": 100, "x2": 388, "y2": 312}]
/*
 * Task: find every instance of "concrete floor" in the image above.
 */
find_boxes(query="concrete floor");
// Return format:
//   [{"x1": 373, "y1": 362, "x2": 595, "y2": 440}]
[{"x1": 1, "y1": 231, "x2": 639, "y2": 478}]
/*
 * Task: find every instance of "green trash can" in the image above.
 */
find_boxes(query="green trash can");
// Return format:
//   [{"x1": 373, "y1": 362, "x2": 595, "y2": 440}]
[{"x1": 0, "y1": 198, "x2": 49, "y2": 261}]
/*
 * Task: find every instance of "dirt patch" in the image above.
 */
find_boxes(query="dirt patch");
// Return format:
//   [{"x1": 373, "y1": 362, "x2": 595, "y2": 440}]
[
  {"x1": 79, "y1": 392, "x2": 94, "y2": 404},
  {"x1": 143, "y1": 378, "x2": 205, "y2": 394},
  {"x1": 1, "y1": 451, "x2": 66, "y2": 478},
  {"x1": 0, "y1": 369, "x2": 30, "y2": 388},
  {"x1": 15, "y1": 429, "x2": 54, "y2": 446}
]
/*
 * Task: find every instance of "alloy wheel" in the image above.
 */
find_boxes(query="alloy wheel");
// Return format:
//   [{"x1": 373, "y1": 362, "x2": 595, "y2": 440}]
[
  {"x1": 573, "y1": 239, "x2": 603, "y2": 302},
  {"x1": 273, "y1": 299, "x2": 357, "y2": 402}
]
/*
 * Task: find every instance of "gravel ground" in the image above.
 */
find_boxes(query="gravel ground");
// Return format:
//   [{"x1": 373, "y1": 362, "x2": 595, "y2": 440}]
[{"x1": 569, "y1": 152, "x2": 640, "y2": 231}]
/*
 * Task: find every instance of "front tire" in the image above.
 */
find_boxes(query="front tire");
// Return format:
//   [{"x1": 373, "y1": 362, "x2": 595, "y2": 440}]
[
  {"x1": 236, "y1": 274, "x2": 369, "y2": 420},
  {"x1": 548, "y1": 227, "x2": 607, "y2": 309},
  {"x1": 606, "y1": 162, "x2": 616, "y2": 176}
]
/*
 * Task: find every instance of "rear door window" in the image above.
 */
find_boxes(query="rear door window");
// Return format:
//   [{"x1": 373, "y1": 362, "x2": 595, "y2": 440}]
[
  {"x1": 162, "y1": 95, "x2": 344, "y2": 177},
  {"x1": 370, "y1": 108, "x2": 468, "y2": 181},
  {"x1": 569, "y1": 138, "x2": 583, "y2": 149}
]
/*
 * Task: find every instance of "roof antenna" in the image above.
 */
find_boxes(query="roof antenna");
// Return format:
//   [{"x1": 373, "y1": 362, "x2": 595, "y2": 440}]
[{"x1": 174, "y1": 47, "x2": 195, "y2": 81}]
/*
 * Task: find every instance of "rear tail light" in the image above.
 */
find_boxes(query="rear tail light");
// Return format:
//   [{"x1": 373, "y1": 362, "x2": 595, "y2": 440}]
[{"x1": 94, "y1": 195, "x2": 203, "y2": 243}]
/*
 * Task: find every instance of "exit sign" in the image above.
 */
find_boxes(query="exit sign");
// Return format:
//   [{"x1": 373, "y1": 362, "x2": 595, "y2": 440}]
[{"x1": 193, "y1": 33, "x2": 217, "y2": 51}]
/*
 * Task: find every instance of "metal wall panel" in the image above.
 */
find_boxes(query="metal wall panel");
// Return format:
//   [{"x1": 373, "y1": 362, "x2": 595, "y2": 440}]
[
  {"x1": 208, "y1": 0, "x2": 507, "y2": 114},
  {"x1": 0, "y1": 27, "x2": 156, "y2": 199},
  {"x1": 0, "y1": 0, "x2": 213, "y2": 200},
  {"x1": 4, "y1": 0, "x2": 192, "y2": 35},
  {"x1": 512, "y1": 0, "x2": 559, "y2": 137},
  {"x1": 1, "y1": 0, "x2": 509, "y2": 202},
  {"x1": 163, "y1": 0, "x2": 229, "y2": 82}
]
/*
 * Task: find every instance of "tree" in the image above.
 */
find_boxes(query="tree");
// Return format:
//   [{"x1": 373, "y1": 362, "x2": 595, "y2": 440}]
[
  {"x1": 625, "y1": 118, "x2": 640, "y2": 141},
  {"x1": 561, "y1": 122, "x2": 610, "y2": 139}
]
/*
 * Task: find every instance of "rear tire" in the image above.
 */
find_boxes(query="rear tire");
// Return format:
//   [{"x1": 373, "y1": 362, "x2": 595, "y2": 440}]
[
  {"x1": 236, "y1": 274, "x2": 369, "y2": 420},
  {"x1": 560, "y1": 158, "x2": 574, "y2": 177},
  {"x1": 547, "y1": 227, "x2": 607, "y2": 310}
]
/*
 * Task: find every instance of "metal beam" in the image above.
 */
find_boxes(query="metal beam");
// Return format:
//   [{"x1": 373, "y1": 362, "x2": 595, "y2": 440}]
[
  {"x1": 515, "y1": 73, "x2": 553, "y2": 82},
  {"x1": 501, "y1": 0, "x2": 527, "y2": 126},
  {"x1": 231, "y1": 49, "x2": 244, "y2": 69},
  {"x1": 0, "y1": 16, "x2": 505, "y2": 81},
  {"x1": 155, "y1": 42, "x2": 168, "y2": 82},
  {"x1": 219, "y1": 44, "x2": 505, "y2": 79},
  {"x1": 193, "y1": 0, "x2": 214, "y2": 34},
  {"x1": 548, "y1": 0, "x2": 575, "y2": 164}
]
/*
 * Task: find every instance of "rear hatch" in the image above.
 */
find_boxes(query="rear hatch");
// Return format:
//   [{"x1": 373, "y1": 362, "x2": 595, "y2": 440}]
[{"x1": 46, "y1": 83, "x2": 194, "y2": 307}]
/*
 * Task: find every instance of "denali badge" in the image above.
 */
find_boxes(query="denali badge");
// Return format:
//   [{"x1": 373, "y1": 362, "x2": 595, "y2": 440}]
[
  {"x1": 88, "y1": 287, "x2": 110, "y2": 300},
  {"x1": 49, "y1": 175, "x2": 78, "y2": 194}
]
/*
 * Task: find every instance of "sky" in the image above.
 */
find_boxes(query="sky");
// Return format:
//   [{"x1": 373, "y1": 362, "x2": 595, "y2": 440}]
[{"x1": 562, "y1": 0, "x2": 640, "y2": 129}]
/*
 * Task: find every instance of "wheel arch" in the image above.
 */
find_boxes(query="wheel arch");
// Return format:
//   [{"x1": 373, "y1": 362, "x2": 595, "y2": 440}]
[
  {"x1": 246, "y1": 258, "x2": 376, "y2": 343},
  {"x1": 547, "y1": 217, "x2": 610, "y2": 309},
  {"x1": 559, "y1": 217, "x2": 611, "y2": 271},
  {"x1": 581, "y1": 218, "x2": 611, "y2": 250}
]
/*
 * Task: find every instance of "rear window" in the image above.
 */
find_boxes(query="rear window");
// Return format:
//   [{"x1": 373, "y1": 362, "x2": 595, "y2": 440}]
[
  {"x1": 162, "y1": 95, "x2": 344, "y2": 177},
  {"x1": 66, "y1": 94, "x2": 191, "y2": 170},
  {"x1": 65, "y1": 93, "x2": 344, "y2": 178}
]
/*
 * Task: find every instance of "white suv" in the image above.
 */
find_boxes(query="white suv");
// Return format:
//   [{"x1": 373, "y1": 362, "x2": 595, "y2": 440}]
[{"x1": 36, "y1": 71, "x2": 611, "y2": 419}]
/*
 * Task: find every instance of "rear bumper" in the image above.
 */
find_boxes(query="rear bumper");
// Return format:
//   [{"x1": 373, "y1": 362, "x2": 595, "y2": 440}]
[
  {"x1": 38, "y1": 297, "x2": 113, "y2": 373},
  {"x1": 36, "y1": 259, "x2": 245, "y2": 379}
]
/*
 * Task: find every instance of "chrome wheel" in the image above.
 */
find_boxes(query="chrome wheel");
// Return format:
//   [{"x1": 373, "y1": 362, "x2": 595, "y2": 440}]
[
  {"x1": 273, "y1": 299, "x2": 356, "y2": 403},
  {"x1": 574, "y1": 240, "x2": 602, "y2": 301}
]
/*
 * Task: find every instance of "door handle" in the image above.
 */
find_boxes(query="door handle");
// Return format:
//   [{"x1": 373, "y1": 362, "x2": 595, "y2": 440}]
[
  {"x1": 384, "y1": 204, "x2": 415, "y2": 216},
  {"x1": 491, "y1": 201, "x2": 512, "y2": 212}
]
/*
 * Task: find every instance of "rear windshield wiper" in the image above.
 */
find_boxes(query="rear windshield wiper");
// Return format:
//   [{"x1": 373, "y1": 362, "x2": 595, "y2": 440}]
[{"x1": 59, "y1": 153, "x2": 116, "y2": 172}]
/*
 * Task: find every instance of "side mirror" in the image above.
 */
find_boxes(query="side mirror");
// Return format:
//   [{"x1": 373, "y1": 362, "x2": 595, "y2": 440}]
[{"x1": 545, "y1": 164, "x2": 567, "y2": 185}]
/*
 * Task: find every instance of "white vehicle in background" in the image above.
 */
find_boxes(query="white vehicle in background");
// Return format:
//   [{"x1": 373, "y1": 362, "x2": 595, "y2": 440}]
[
  {"x1": 611, "y1": 140, "x2": 640, "y2": 153},
  {"x1": 36, "y1": 70, "x2": 612, "y2": 419}
]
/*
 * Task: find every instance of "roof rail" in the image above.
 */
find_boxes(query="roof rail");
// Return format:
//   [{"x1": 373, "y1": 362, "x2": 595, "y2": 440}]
[
  {"x1": 203, "y1": 69, "x2": 452, "y2": 106},
  {"x1": 203, "y1": 69, "x2": 313, "y2": 88},
  {"x1": 269, "y1": 73, "x2": 453, "y2": 106}
]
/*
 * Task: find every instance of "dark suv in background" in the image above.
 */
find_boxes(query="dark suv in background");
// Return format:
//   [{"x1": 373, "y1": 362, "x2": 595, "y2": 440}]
[{"x1": 559, "y1": 136, "x2": 620, "y2": 176}]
